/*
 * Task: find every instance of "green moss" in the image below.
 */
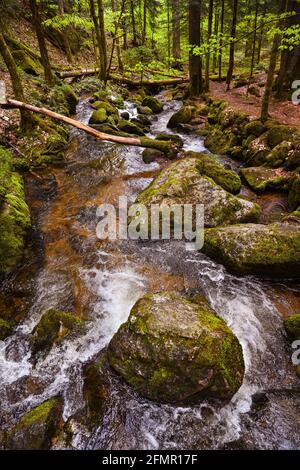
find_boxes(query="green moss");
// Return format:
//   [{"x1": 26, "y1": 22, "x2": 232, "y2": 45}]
[
  {"x1": 90, "y1": 108, "x2": 108, "y2": 124},
  {"x1": 0, "y1": 318, "x2": 12, "y2": 340},
  {"x1": 284, "y1": 314, "x2": 300, "y2": 340},
  {"x1": 167, "y1": 106, "x2": 195, "y2": 128},
  {"x1": 12, "y1": 50, "x2": 41, "y2": 76},
  {"x1": 118, "y1": 120, "x2": 145, "y2": 136},
  {"x1": 0, "y1": 146, "x2": 13, "y2": 200},
  {"x1": 241, "y1": 167, "x2": 292, "y2": 193},
  {"x1": 142, "y1": 96, "x2": 163, "y2": 114},
  {"x1": 288, "y1": 178, "x2": 300, "y2": 211},
  {"x1": 32, "y1": 309, "x2": 85, "y2": 356},
  {"x1": 91, "y1": 100, "x2": 117, "y2": 115},
  {"x1": 17, "y1": 399, "x2": 58, "y2": 429},
  {"x1": 59, "y1": 84, "x2": 79, "y2": 115}
]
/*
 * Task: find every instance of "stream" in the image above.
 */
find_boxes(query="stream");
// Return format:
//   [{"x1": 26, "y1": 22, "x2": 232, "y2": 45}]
[{"x1": 1, "y1": 92, "x2": 300, "y2": 450}]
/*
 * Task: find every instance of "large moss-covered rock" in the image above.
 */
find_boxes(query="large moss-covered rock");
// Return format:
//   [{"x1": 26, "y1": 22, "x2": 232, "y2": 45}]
[
  {"x1": 91, "y1": 100, "x2": 118, "y2": 116},
  {"x1": 108, "y1": 292, "x2": 245, "y2": 404},
  {"x1": 136, "y1": 156, "x2": 259, "y2": 228},
  {"x1": 48, "y1": 84, "x2": 78, "y2": 116},
  {"x1": 205, "y1": 126, "x2": 239, "y2": 155},
  {"x1": 59, "y1": 84, "x2": 79, "y2": 115},
  {"x1": 167, "y1": 106, "x2": 195, "y2": 128},
  {"x1": 266, "y1": 125, "x2": 299, "y2": 149},
  {"x1": 6, "y1": 398, "x2": 62, "y2": 450},
  {"x1": 117, "y1": 119, "x2": 145, "y2": 136},
  {"x1": 203, "y1": 223, "x2": 300, "y2": 277},
  {"x1": 0, "y1": 147, "x2": 31, "y2": 275},
  {"x1": 155, "y1": 133, "x2": 184, "y2": 148},
  {"x1": 31, "y1": 309, "x2": 85, "y2": 356},
  {"x1": 241, "y1": 167, "x2": 293, "y2": 192},
  {"x1": 284, "y1": 314, "x2": 300, "y2": 340},
  {"x1": 264, "y1": 141, "x2": 293, "y2": 168},
  {"x1": 244, "y1": 133, "x2": 271, "y2": 166},
  {"x1": 89, "y1": 108, "x2": 108, "y2": 124},
  {"x1": 142, "y1": 96, "x2": 163, "y2": 114},
  {"x1": 244, "y1": 120, "x2": 267, "y2": 138},
  {"x1": 12, "y1": 50, "x2": 41, "y2": 76}
]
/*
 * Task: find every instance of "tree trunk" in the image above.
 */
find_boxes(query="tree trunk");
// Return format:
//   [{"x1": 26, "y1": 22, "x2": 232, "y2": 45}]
[
  {"x1": 111, "y1": 0, "x2": 124, "y2": 73},
  {"x1": 0, "y1": 32, "x2": 34, "y2": 130},
  {"x1": 257, "y1": 0, "x2": 267, "y2": 64},
  {"x1": 226, "y1": 0, "x2": 238, "y2": 91},
  {"x1": 205, "y1": 0, "x2": 213, "y2": 91},
  {"x1": 167, "y1": 0, "x2": 171, "y2": 67},
  {"x1": 142, "y1": 0, "x2": 147, "y2": 44},
  {"x1": 212, "y1": 5, "x2": 219, "y2": 74},
  {"x1": 1, "y1": 98, "x2": 177, "y2": 155},
  {"x1": 172, "y1": 0, "x2": 181, "y2": 69},
  {"x1": 189, "y1": 0, "x2": 203, "y2": 97},
  {"x1": 58, "y1": 0, "x2": 73, "y2": 64},
  {"x1": 218, "y1": 0, "x2": 225, "y2": 81},
  {"x1": 28, "y1": 0, "x2": 54, "y2": 85},
  {"x1": 130, "y1": 0, "x2": 138, "y2": 46},
  {"x1": 97, "y1": 0, "x2": 108, "y2": 78},
  {"x1": 261, "y1": 33, "x2": 281, "y2": 122},
  {"x1": 247, "y1": 0, "x2": 259, "y2": 95},
  {"x1": 89, "y1": 0, "x2": 106, "y2": 80}
]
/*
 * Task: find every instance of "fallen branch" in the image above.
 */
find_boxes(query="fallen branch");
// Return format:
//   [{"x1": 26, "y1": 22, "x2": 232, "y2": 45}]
[
  {"x1": 109, "y1": 73, "x2": 188, "y2": 88},
  {"x1": 1, "y1": 98, "x2": 176, "y2": 154}
]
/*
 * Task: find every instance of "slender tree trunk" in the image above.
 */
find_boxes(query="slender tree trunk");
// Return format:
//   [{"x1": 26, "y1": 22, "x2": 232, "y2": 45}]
[
  {"x1": 89, "y1": 0, "x2": 105, "y2": 79},
  {"x1": 167, "y1": 0, "x2": 171, "y2": 67},
  {"x1": 218, "y1": 0, "x2": 225, "y2": 81},
  {"x1": 247, "y1": 0, "x2": 259, "y2": 95},
  {"x1": 0, "y1": 32, "x2": 34, "y2": 130},
  {"x1": 111, "y1": 0, "x2": 124, "y2": 73},
  {"x1": 189, "y1": 0, "x2": 203, "y2": 96},
  {"x1": 130, "y1": 0, "x2": 138, "y2": 46},
  {"x1": 28, "y1": 0, "x2": 54, "y2": 85},
  {"x1": 261, "y1": 0, "x2": 289, "y2": 120},
  {"x1": 172, "y1": 0, "x2": 181, "y2": 69},
  {"x1": 226, "y1": 0, "x2": 238, "y2": 91},
  {"x1": 212, "y1": 5, "x2": 219, "y2": 74},
  {"x1": 205, "y1": 0, "x2": 213, "y2": 91},
  {"x1": 97, "y1": 0, "x2": 108, "y2": 77},
  {"x1": 142, "y1": 0, "x2": 147, "y2": 44},
  {"x1": 257, "y1": 0, "x2": 267, "y2": 64},
  {"x1": 58, "y1": 0, "x2": 73, "y2": 64}
]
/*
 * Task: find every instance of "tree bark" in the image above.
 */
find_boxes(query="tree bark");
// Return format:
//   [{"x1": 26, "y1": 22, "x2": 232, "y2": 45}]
[
  {"x1": 97, "y1": 0, "x2": 108, "y2": 78},
  {"x1": 226, "y1": 0, "x2": 238, "y2": 91},
  {"x1": 142, "y1": 0, "x2": 147, "y2": 44},
  {"x1": 111, "y1": 0, "x2": 124, "y2": 73},
  {"x1": 247, "y1": 0, "x2": 259, "y2": 95},
  {"x1": 218, "y1": 0, "x2": 225, "y2": 81},
  {"x1": 89, "y1": 0, "x2": 106, "y2": 80},
  {"x1": 172, "y1": 0, "x2": 181, "y2": 69},
  {"x1": 28, "y1": 0, "x2": 54, "y2": 85},
  {"x1": 189, "y1": 0, "x2": 203, "y2": 97},
  {"x1": 261, "y1": 33, "x2": 281, "y2": 122},
  {"x1": 0, "y1": 32, "x2": 34, "y2": 130},
  {"x1": 130, "y1": 0, "x2": 138, "y2": 46},
  {"x1": 1, "y1": 98, "x2": 177, "y2": 155},
  {"x1": 205, "y1": 0, "x2": 213, "y2": 91},
  {"x1": 257, "y1": 0, "x2": 267, "y2": 64}
]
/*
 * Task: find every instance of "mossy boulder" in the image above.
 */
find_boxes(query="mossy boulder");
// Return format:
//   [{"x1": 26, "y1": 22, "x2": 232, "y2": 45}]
[
  {"x1": 241, "y1": 167, "x2": 293, "y2": 193},
  {"x1": 137, "y1": 105, "x2": 152, "y2": 115},
  {"x1": 142, "y1": 148, "x2": 164, "y2": 163},
  {"x1": 12, "y1": 50, "x2": 41, "y2": 76},
  {"x1": 284, "y1": 141, "x2": 300, "y2": 170},
  {"x1": 0, "y1": 148, "x2": 31, "y2": 275},
  {"x1": 0, "y1": 318, "x2": 12, "y2": 340},
  {"x1": 136, "y1": 156, "x2": 260, "y2": 228},
  {"x1": 117, "y1": 120, "x2": 145, "y2": 136},
  {"x1": 203, "y1": 223, "x2": 300, "y2": 278},
  {"x1": 59, "y1": 84, "x2": 79, "y2": 115},
  {"x1": 89, "y1": 108, "x2": 108, "y2": 124},
  {"x1": 288, "y1": 178, "x2": 300, "y2": 211},
  {"x1": 266, "y1": 125, "x2": 299, "y2": 149},
  {"x1": 284, "y1": 314, "x2": 300, "y2": 340},
  {"x1": 142, "y1": 96, "x2": 163, "y2": 114},
  {"x1": 248, "y1": 85, "x2": 261, "y2": 97},
  {"x1": 31, "y1": 309, "x2": 85, "y2": 356},
  {"x1": 264, "y1": 141, "x2": 293, "y2": 168},
  {"x1": 244, "y1": 133, "x2": 271, "y2": 166},
  {"x1": 244, "y1": 121, "x2": 267, "y2": 138},
  {"x1": 6, "y1": 398, "x2": 63, "y2": 450},
  {"x1": 205, "y1": 127, "x2": 239, "y2": 155},
  {"x1": 108, "y1": 292, "x2": 245, "y2": 404},
  {"x1": 155, "y1": 133, "x2": 184, "y2": 148},
  {"x1": 91, "y1": 100, "x2": 118, "y2": 116},
  {"x1": 167, "y1": 106, "x2": 195, "y2": 129},
  {"x1": 48, "y1": 84, "x2": 78, "y2": 116},
  {"x1": 120, "y1": 111, "x2": 130, "y2": 120}
]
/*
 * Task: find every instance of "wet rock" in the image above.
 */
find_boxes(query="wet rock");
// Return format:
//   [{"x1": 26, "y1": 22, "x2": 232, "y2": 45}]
[
  {"x1": 205, "y1": 127, "x2": 239, "y2": 155},
  {"x1": 120, "y1": 111, "x2": 130, "y2": 120},
  {"x1": 6, "y1": 398, "x2": 63, "y2": 450},
  {"x1": 155, "y1": 133, "x2": 184, "y2": 148},
  {"x1": 142, "y1": 148, "x2": 164, "y2": 164},
  {"x1": 241, "y1": 167, "x2": 293, "y2": 193},
  {"x1": 117, "y1": 120, "x2": 145, "y2": 136},
  {"x1": 244, "y1": 120, "x2": 267, "y2": 138},
  {"x1": 0, "y1": 147, "x2": 31, "y2": 275},
  {"x1": 288, "y1": 178, "x2": 300, "y2": 211},
  {"x1": 167, "y1": 106, "x2": 195, "y2": 129},
  {"x1": 203, "y1": 223, "x2": 300, "y2": 277},
  {"x1": 108, "y1": 292, "x2": 244, "y2": 404},
  {"x1": 91, "y1": 100, "x2": 118, "y2": 116},
  {"x1": 31, "y1": 308, "x2": 85, "y2": 357},
  {"x1": 284, "y1": 314, "x2": 300, "y2": 340},
  {"x1": 136, "y1": 156, "x2": 258, "y2": 228},
  {"x1": 244, "y1": 133, "x2": 271, "y2": 166},
  {"x1": 137, "y1": 105, "x2": 152, "y2": 115},
  {"x1": 266, "y1": 125, "x2": 299, "y2": 149},
  {"x1": 0, "y1": 318, "x2": 12, "y2": 340},
  {"x1": 141, "y1": 96, "x2": 163, "y2": 114}
]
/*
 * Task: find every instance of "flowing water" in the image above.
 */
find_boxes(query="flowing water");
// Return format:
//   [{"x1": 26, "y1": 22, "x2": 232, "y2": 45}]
[{"x1": 1, "y1": 92, "x2": 300, "y2": 450}]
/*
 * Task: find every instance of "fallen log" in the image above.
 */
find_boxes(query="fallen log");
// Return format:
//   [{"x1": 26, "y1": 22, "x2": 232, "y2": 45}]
[
  {"x1": 1, "y1": 98, "x2": 177, "y2": 155},
  {"x1": 109, "y1": 73, "x2": 189, "y2": 88},
  {"x1": 57, "y1": 67, "x2": 101, "y2": 79}
]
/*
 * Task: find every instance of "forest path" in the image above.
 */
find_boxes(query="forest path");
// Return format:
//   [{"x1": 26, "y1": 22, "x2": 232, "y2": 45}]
[{"x1": 211, "y1": 80, "x2": 300, "y2": 129}]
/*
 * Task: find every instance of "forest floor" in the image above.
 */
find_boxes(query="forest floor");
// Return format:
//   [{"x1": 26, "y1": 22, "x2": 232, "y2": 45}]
[{"x1": 211, "y1": 80, "x2": 300, "y2": 130}]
